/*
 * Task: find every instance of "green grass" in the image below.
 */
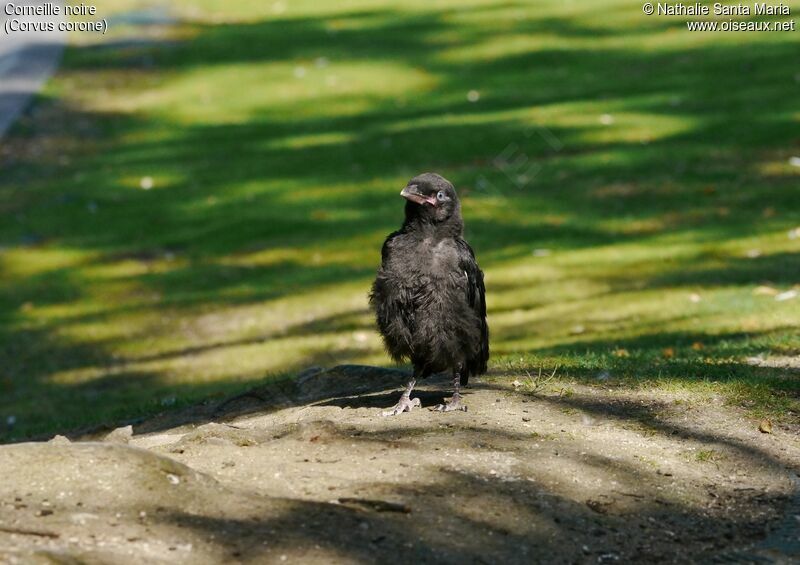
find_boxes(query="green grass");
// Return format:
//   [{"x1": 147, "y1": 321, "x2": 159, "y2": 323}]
[
  {"x1": 694, "y1": 449, "x2": 722, "y2": 464},
  {"x1": 1, "y1": 0, "x2": 798, "y2": 441}
]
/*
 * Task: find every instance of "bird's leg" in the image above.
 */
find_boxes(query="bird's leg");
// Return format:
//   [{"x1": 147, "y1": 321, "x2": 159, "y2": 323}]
[
  {"x1": 382, "y1": 378, "x2": 421, "y2": 417},
  {"x1": 434, "y1": 368, "x2": 467, "y2": 412}
]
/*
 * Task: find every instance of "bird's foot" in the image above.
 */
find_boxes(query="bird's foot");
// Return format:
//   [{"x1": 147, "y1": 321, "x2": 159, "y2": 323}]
[
  {"x1": 433, "y1": 393, "x2": 467, "y2": 412},
  {"x1": 381, "y1": 396, "x2": 421, "y2": 417}
]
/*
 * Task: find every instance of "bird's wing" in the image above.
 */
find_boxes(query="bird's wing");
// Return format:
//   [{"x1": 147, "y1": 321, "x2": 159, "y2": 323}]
[
  {"x1": 380, "y1": 229, "x2": 403, "y2": 265},
  {"x1": 371, "y1": 230, "x2": 416, "y2": 361},
  {"x1": 454, "y1": 238, "x2": 484, "y2": 313},
  {"x1": 455, "y1": 238, "x2": 489, "y2": 380}
]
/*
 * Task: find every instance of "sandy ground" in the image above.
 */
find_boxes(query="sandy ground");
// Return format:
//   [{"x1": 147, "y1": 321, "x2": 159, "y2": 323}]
[{"x1": 1, "y1": 365, "x2": 798, "y2": 564}]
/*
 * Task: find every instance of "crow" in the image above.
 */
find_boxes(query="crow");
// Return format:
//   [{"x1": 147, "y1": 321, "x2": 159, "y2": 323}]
[{"x1": 370, "y1": 173, "x2": 489, "y2": 415}]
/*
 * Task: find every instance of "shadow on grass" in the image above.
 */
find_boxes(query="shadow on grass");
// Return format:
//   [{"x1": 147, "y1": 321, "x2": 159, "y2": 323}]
[
  {"x1": 513, "y1": 327, "x2": 800, "y2": 411},
  {"x1": 0, "y1": 3, "x2": 798, "y2": 440}
]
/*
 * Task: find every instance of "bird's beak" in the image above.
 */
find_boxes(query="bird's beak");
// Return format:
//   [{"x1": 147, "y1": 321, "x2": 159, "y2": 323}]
[{"x1": 400, "y1": 184, "x2": 437, "y2": 206}]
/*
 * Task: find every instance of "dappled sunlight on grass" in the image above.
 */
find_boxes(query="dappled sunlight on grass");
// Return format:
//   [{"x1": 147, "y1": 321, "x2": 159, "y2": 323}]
[
  {"x1": 0, "y1": 247, "x2": 93, "y2": 278},
  {"x1": 123, "y1": 62, "x2": 436, "y2": 124},
  {"x1": 0, "y1": 0, "x2": 798, "y2": 439}
]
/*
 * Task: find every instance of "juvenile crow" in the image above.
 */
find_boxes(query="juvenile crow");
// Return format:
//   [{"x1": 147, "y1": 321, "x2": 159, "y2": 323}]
[{"x1": 370, "y1": 173, "x2": 489, "y2": 415}]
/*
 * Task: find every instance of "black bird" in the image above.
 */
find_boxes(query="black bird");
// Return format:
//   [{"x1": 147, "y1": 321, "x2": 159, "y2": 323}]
[{"x1": 370, "y1": 173, "x2": 489, "y2": 415}]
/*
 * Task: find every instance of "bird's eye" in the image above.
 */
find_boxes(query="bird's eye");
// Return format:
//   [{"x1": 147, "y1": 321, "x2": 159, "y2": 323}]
[{"x1": 436, "y1": 190, "x2": 447, "y2": 201}]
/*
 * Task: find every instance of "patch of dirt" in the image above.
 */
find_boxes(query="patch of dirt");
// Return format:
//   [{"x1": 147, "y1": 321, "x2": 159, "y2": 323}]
[
  {"x1": 1, "y1": 365, "x2": 798, "y2": 564},
  {"x1": 746, "y1": 355, "x2": 800, "y2": 371}
]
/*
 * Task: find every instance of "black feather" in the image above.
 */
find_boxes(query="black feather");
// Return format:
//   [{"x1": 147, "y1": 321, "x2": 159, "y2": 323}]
[{"x1": 370, "y1": 173, "x2": 489, "y2": 384}]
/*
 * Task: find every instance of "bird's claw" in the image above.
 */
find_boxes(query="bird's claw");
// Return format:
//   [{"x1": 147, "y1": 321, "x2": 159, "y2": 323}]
[
  {"x1": 382, "y1": 396, "x2": 421, "y2": 417},
  {"x1": 433, "y1": 394, "x2": 467, "y2": 412}
]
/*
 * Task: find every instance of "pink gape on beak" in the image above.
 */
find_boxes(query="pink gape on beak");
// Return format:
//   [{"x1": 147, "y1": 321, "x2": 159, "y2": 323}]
[{"x1": 400, "y1": 184, "x2": 437, "y2": 206}]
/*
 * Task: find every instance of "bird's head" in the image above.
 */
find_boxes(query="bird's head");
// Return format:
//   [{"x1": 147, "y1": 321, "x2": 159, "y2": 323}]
[{"x1": 400, "y1": 173, "x2": 462, "y2": 228}]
